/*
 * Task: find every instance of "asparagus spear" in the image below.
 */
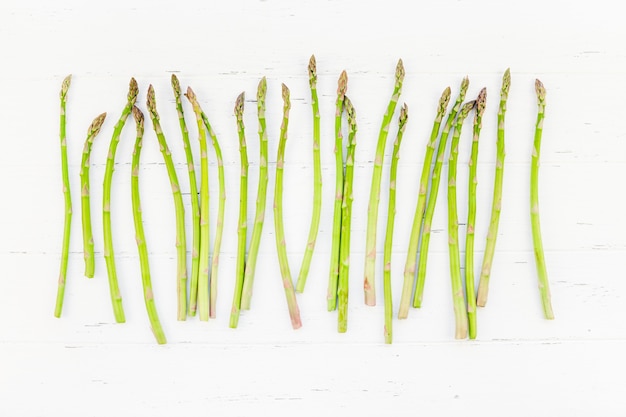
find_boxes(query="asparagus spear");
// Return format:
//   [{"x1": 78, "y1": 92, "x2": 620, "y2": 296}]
[
  {"x1": 80, "y1": 112, "x2": 107, "y2": 279},
  {"x1": 398, "y1": 87, "x2": 451, "y2": 319},
  {"x1": 102, "y1": 77, "x2": 138, "y2": 323},
  {"x1": 447, "y1": 101, "x2": 475, "y2": 340},
  {"x1": 413, "y1": 77, "x2": 470, "y2": 308},
  {"x1": 383, "y1": 103, "x2": 408, "y2": 344},
  {"x1": 171, "y1": 74, "x2": 200, "y2": 316},
  {"x1": 241, "y1": 77, "x2": 268, "y2": 310},
  {"x1": 327, "y1": 70, "x2": 348, "y2": 311},
  {"x1": 54, "y1": 74, "x2": 72, "y2": 318},
  {"x1": 131, "y1": 106, "x2": 167, "y2": 344},
  {"x1": 296, "y1": 55, "x2": 322, "y2": 293},
  {"x1": 146, "y1": 84, "x2": 188, "y2": 321},
  {"x1": 363, "y1": 59, "x2": 405, "y2": 306},
  {"x1": 230, "y1": 92, "x2": 248, "y2": 328},
  {"x1": 477, "y1": 69, "x2": 511, "y2": 307},
  {"x1": 531, "y1": 79, "x2": 555, "y2": 320},
  {"x1": 274, "y1": 83, "x2": 302, "y2": 329},
  {"x1": 337, "y1": 96, "x2": 357, "y2": 333}
]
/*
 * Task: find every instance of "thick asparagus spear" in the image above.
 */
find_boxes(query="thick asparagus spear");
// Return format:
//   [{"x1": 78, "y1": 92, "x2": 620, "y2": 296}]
[
  {"x1": 383, "y1": 103, "x2": 408, "y2": 344},
  {"x1": 131, "y1": 106, "x2": 166, "y2": 344},
  {"x1": 146, "y1": 85, "x2": 187, "y2": 321},
  {"x1": 531, "y1": 79, "x2": 555, "y2": 320},
  {"x1": 363, "y1": 59, "x2": 405, "y2": 306}
]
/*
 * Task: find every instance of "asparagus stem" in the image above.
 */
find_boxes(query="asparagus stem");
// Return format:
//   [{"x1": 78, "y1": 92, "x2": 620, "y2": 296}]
[
  {"x1": 171, "y1": 75, "x2": 200, "y2": 316},
  {"x1": 413, "y1": 77, "x2": 470, "y2": 309},
  {"x1": 102, "y1": 78, "x2": 138, "y2": 323},
  {"x1": 274, "y1": 83, "x2": 302, "y2": 329},
  {"x1": 383, "y1": 103, "x2": 408, "y2": 344},
  {"x1": 363, "y1": 59, "x2": 405, "y2": 306},
  {"x1": 337, "y1": 96, "x2": 357, "y2": 333},
  {"x1": 54, "y1": 74, "x2": 72, "y2": 318},
  {"x1": 131, "y1": 107, "x2": 167, "y2": 344},
  {"x1": 447, "y1": 101, "x2": 475, "y2": 340},
  {"x1": 398, "y1": 87, "x2": 451, "y2": 319},
  {"x1": 531, "y1": 79, "x2": 555, "y2": 320},
  {"x1": 477, "y1": 69, "x2": 510, "y2": 308},
  {"x1": 147, "y1": 85, "x2": 188, "y2": 321},
  {"x1": 296, "y1": 55, "x2": 322, "y2": 293},
  {"x1": 230, "y1": 92, "x2": 248, "y2": 328},
  {"x1": 327, "y1": 70, "x2": 347, "y2": 311},
  {"x1": 241, "y1": 77, "x2": 268, "y2": 310},
  {"x1": 80, "y1": 112, "x2": 106, "y2": 279}
]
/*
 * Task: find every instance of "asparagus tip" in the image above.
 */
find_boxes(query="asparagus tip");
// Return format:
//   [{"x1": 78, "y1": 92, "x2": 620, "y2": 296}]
[
  {"x1": 460, "y1": 100, "x2": 476, "y2": 119},
  {"x1": 60, "y1": 74, "x2": 72, "y2": 99},
  {"x1": 89, "y1": 112, "x2": 107, "y2": 136},
  {"x1": 146, "y1": 84, "x2": 157, "y2": 116},
  {"x1": 338, "y1": 70, "x2": 348, "y2": 99},
  {"x1": 476, "y1": 87, "x2": 487, "y2": 117},
  {"x1": 184, "y1": 86, "x2": 197, "y2": 105},
  {"x1": 460, "y1": 76, "x2": 470, "y2": 97},
  {"x1": 132, "y1": 106, "x2": 144, "y2": 128},
  {"x1": 396, "y1": 58, "x2": 405, "y2": 83},
  {"x1": 308, "y1": 55, "x2": 317, "y2": 87},
  {"x1": 171, "y1": 74, "x2": 181, "y2": 96},
  {"x1": 128, "y1": 77, "x2": 139, "y2": 104},
  {"x1": 438, "y1": 86, "x2": 452, "y2": 117},
  {"x1": 501, "y1": 68, "x2": 511, "y2": 95},
  {"x1": 535, "y1": 79, "x2": 546, "y2": 104},
  {"x1": 281, "y1": 83, "x2": 291, "y2": 108},
  {"x1": 345, "y1": 95, "x2": 356, "y2": 128},
  {"x1": 399, "y1": 103, "x2": 408, "y2": 129},
  {"x1": 235, "y1": 91, "x2": 245, "y2": 118}
]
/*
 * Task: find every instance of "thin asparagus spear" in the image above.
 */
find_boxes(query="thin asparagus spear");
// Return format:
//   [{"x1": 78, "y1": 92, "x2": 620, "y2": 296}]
[
  {"x1": 466, "y1": 88, "x2": 487, "y2": 338},
  {"x1": 146, "y1": 85, "x2": 187, "y2": 321},
  {"x1": 413, "y1": 77, "x2": 470, "y2": 308},
  {"x1": 131, "y1": 106, "x2": 166, "y2": 344},
  {"x1": 102, "y1": 77, "x2": 138, "y2": 323},
  {"x1": 80, "y1": 112, "x2": 107, "y2": 279},
  {"x1": 296, "y1": 55, "x2": 322, "y2": 293},
  {"x1": 230, "y1": 92, "x2": 248, "y2": 328},
  {"x1": 383, "y1": 103, "x2": 408, "y2": 344},
  {"x1": 447, "y1": 101, "x2": 475, "y2": 340},
  {"x1": 337, "y1": 96, "x2": 357, "y2": 333},
  {"x1": 54, "y1": 74, "x2": 72, "y2": 318},
  {"x1": 171, "y1": 74, "x2": 200, "y2": 316},
  {"x1": 274, "y1": 83, "x2": 302, "y2": 329},
  {"x1": 531, "y1": 79, "x2": 555, "y2": 320},
  {"x1": 327, "y1": 70, "x2": 348, "y2": 311},
  {"x1": 363, "y1": 59, "x2": 405, "y2": 306},
  {"x1": 241, "y1": 77, "x2": 268, "y2": 310},
  {"x1": 398, "y1": 87, "x2": 451, "y2": 319},
  {"x1": 477, "y1": 69, "x2": 511, "y2": 307}
]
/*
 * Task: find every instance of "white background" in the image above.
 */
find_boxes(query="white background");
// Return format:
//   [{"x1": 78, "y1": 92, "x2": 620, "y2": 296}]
[{"x1": 1, "y1": 0, "x2": 625, "y2": 415}]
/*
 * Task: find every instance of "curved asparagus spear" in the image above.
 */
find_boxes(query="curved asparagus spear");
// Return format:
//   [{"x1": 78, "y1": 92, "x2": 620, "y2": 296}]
[
  {"x1": 241, "y1": 77, "x2": 268, "y2": 310},
  {"x1": 131, "y1": 106, "x2": 166, "y2": 344},
  {"x1": 531, "y1": 79, "x2": 555, "y2": 320},
  {"x1": 398, "y1": 87, "x2": 451, "y2": 319},
  {"x1": 54, "y1": 74, "x2": 72, "y2": 318},
  {"x1": 80, "y1": 112, "x2": 107, "y2": 279},
  {"x1": 383, "y1": 103, "x2": 408, "y2": 344},
  {"x1": 363, "y1": 59, "x2": 405, "y2": 306},
  {"x1": 171, "y1": 75, "x2": 200, "y2": 316},
  {"x1": 147, "y1": 85, "x2": 187, "y2": 321},
  {"x1": 102, "y1": 77, "x2": 138, "y2": 323},
  {"x1": 296, "y1": 55, "x2": 322, "y2": 293},
  {"x1": 413, "y1": 77, "x2": 469, "y2": 308},
  {"x1": 447, "y1": 101, "x2": 475, "y2": 340},
  {"x1": 274, "y1": 83, "x2": 302, "y2": 329}
]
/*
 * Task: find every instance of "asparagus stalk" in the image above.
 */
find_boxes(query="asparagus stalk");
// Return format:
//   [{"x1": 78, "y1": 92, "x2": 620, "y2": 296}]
[
  {"x1": 327, "y1": 70, "x2": 348, "y2": 311},
  {"x1": 171, "y1": 74, "x2": 200, "y2": 316},
  {"x1": 466, "y1": 87, "x2": 487, "y2": 338},
  {"x1": 447, "y1": 101, "x2": 475, "y2": 340},
  {"x1": 296, "y1": 55, "x2": 322, "y2": 293},
  {"x1": 363, "y1": 59, "x2": 405, "y2": 306},
  {"x1": 54, "y1": 74, "x2": 72, "y2": 318},
  {"x1": 80, "y1": 112, "x2": 107, "y2": 279},
  {"x1": 531, "y1": 79, "x2": 555, "y2": 320},
  {"x1": 477, "y1": 69, "x2": 511, "y2": 307},
  {"x1": 102, "y1": 77, "x2": 138, "y2": 323},
  {"x1": 337, "y1": 96, "x2": 357, "y2": 333},
  {"x1": 398, "y1": 87, "x2": 451, "y2": 319},
  {"x1": 274, "y1": 83, "x2": 302, "y2": 329},
  {"x1": 146, "y1": 85, "x2": 188, "y2": 321},
  {"x1": 383, "y1": 103, "x2": 408, "y2": 344},
  {"x1": 131, "y1": 106, "x2": 167, "y2": 344},
  {"x1": 241, "y1": 77, "x2": 268, "y2": 310},
  {"x1": 413, "y1": 77, "x2": 470, "y2": 309},
  {"x1": 230, "y1": 92, "x2": 248, "y2": 328}
]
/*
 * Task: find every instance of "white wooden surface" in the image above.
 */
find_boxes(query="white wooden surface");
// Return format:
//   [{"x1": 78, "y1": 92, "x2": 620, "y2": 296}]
[{"x1": 1, "y1": 0, "x2": 625, "y2": 415}]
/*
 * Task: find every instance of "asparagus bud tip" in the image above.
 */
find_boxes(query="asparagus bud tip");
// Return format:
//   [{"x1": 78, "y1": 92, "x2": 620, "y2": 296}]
[
  {"x1": 309, "y1": 55, "x2": 317, "y2": 86},
  {"x1": 460, "y1": 76, "x2": 470, "y2": 97},
  {"x1": 132, "y1": 106, "x2": 144, "y2": 127},
  {"x1": 235, "y1": 92, "x2": 245, "y2": 118},
  {"x1": 338, "y1": 70, "x2": 348, "y2": 98},
  {"x1": 89, "y1": 112, "x2": 107, "y2": 136},
  {"x1": 535, "y1": 79, "x2": 546, "y2": 104},
  {"x1": 438, "y1": 87, "x2": 452, "y2": 117},
  {"x1": 476, "y1": 87, "x2": 487, "y2": 117},
  {"x1": 396, "y1": 59, "x2": 405, "y2": 82},
  {"x1": 281, "y1": 83, "x2": 290, "y2": 107},
  {"x1": 171, "y1": 74, "x2": 181, "y2": 96},
  {"x1": 399, "y1": 103, "x2": 408, "y2": 128},
  {"x1": 460, "y1": 100, "x2": 476, "y2": 119},
  {"x1": 128, "y1": 78, "x2": 139, "y2": 104},
  {"x1": 501, "y1": 68, "x2": 511, "y2": 96},
  {"x1": 185, "y1": 86, "x2": 197, "y2": 104},
  {"x1": 60, "y1": 74, "x2": 72, "y2": 99}
]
